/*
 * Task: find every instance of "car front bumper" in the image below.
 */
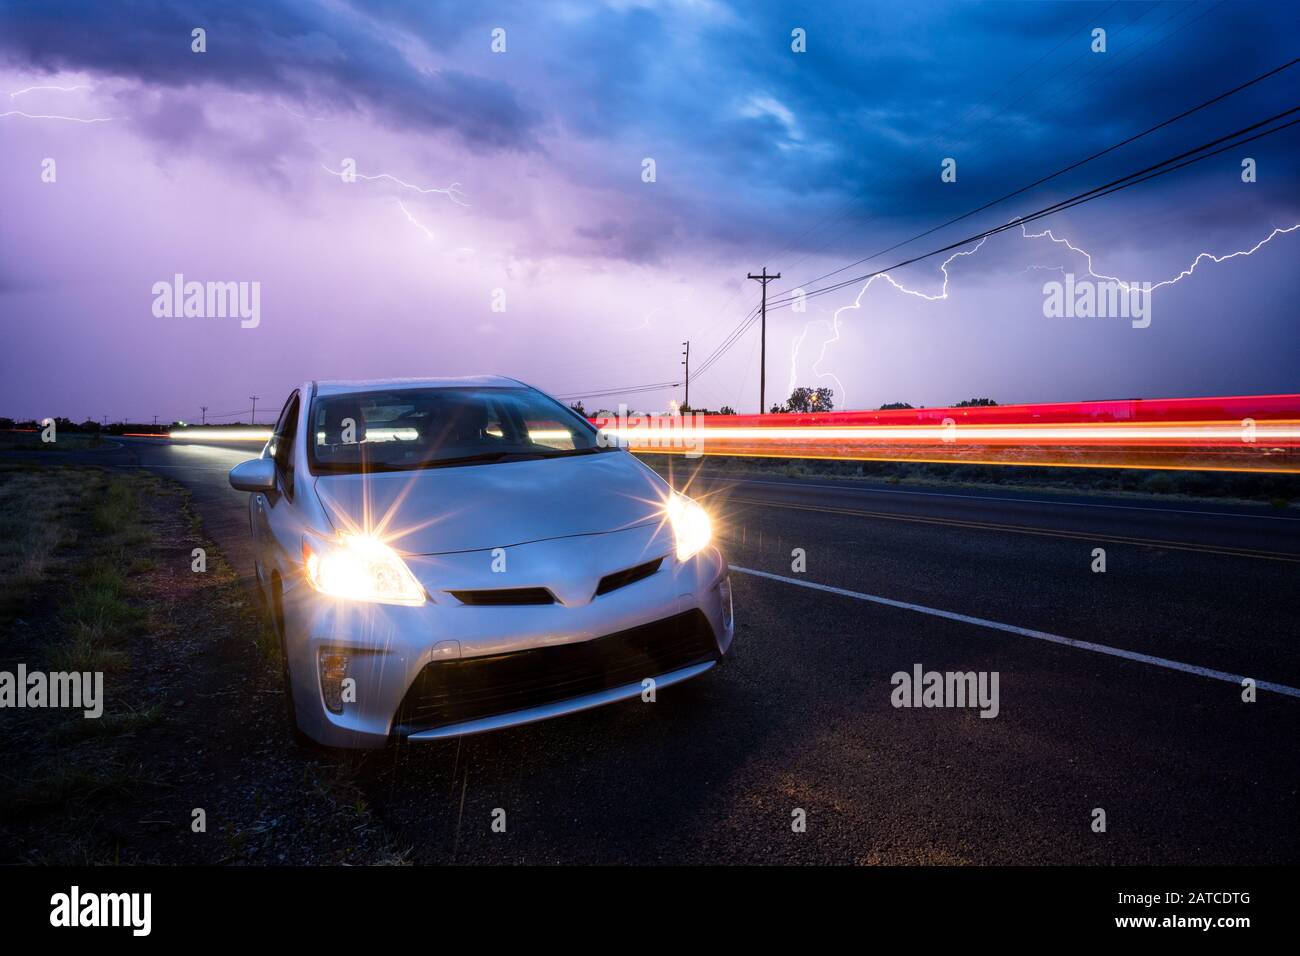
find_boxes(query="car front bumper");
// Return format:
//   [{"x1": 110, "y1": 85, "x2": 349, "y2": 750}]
[{"x1": 279, "y1": 527, "x2": 734, "y2": 748}]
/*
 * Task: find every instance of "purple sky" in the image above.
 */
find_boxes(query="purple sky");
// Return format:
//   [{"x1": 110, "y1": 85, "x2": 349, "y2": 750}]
[{"x1": 1, "y1": 1, "x2": 1297, "y2": 423}]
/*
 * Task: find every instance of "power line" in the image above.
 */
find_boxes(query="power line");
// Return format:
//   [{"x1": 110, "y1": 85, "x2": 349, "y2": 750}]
[
  {"x1": 746, "y1": 0, "x2": 1129, "y2": 283},
  {"x1": 593, "y1": 2, "x2": 1171, "y2": 404},
  {"x1": 561, "y1": 4, "x2": 1274, "y2": 409},
  {"x1": 552, "y1": 381, "x2": 681, "y2": 401},
  {"x1": 775, "y1": 55, "x2": 1299, "y2": 301},
  {"x1": 693, "y1": 95, "x2": 1299, "y2": 384},
  {"x1": 762, "y1": 106, "x2": 1300, "y2": 312},
  {"x1": 755, "y1": 0, "x2": 1168, "y2": 288},
  {"x1": 679, "y1": 0, "x2": 1130, "y2": 386},
  {"x1": 689, "y1": 2, "x2": 1236, "y2": 392}
]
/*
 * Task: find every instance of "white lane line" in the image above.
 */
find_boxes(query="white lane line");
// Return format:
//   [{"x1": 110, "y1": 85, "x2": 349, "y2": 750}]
[
  {"x1": 730, "y1": 565, "x2": 1300, "y2": 699},
  {"x1": 708, "y1": 475, "x2": 1300, "y2": 522}
]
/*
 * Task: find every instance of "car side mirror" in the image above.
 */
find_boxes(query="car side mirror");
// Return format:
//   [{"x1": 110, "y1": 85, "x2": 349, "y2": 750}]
[{"x1": 229, "y1": 457, "x2": 277, "y2": 493}]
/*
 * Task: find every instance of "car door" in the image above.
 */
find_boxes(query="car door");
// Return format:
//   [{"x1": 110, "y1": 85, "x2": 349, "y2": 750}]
[{"x1": 255, "y1": 391, "x2": 301, "y2": 582}]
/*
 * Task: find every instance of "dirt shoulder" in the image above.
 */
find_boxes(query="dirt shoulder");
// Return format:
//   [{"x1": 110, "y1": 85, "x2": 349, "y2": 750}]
[{"x1": 0, "y1": 461, "x2": 403, "y2": 864}]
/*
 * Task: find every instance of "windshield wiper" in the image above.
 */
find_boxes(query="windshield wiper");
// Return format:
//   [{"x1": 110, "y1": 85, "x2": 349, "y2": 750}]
[{"x1": 420, "y1": 451, "x2": 553, "y2": 468}]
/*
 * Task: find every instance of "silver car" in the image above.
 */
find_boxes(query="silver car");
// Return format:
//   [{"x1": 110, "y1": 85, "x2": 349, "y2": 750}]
[{"x1": 228, "y1": 377, "x2": 734, "y2": 748}]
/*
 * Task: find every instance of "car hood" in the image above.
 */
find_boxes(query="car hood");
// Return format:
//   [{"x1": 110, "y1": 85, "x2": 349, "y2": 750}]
[{"x1": 312, "y1": 451, "x2": 670, "y2": 555}]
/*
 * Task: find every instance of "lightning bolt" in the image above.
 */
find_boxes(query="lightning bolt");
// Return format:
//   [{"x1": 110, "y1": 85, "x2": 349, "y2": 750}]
[
  {"x1": 278, "y1": 102, "x2": 337, "y2": 122},
  {"x1": 320, "y1": 163, "x2": 469, "y2": 206},
  {"x1": 0, "y1": 110, "x2": 110, "y2": 123},
  {"x1": 789, "y1": 237, "x2": 992, "y2": 407},
  {"x1": 395, "y1": 200, "x2": 436, "y2": 240},
  {"x1": 628, "y1": 293, "x2": 693, "y2": 332},
  {"x1": 791, "y1": 222, "x2": 1300, "y2": 407},
  {"x1": 3, "y1": 82, "x2": 109, "y2": 122},
  {"x1": 9, "y1": 84, "x2": 92, "y2": 98},
  {"x1": 1018, "y1": 221, "x2": 1300, "y2": 293}
]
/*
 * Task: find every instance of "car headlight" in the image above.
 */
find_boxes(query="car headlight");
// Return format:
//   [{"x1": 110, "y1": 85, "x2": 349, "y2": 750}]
[
  {"x1": 302, "y1": 533, "x2": 426, "y2": 606},
  {"x1": 666, "y1": 493, "x2": 712, "y2": 561}
]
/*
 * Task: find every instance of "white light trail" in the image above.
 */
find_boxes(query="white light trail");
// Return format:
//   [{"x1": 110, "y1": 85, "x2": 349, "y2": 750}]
[{"x1": 168, "y1": 428, "x2": 271, "y2": 442}]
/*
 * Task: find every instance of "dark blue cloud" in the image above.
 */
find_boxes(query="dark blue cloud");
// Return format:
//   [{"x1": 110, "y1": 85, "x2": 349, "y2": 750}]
[
  {"x1": 344, "y1": 0, "x2": 1300, "y2": 256},
  {"x1": 2, "y1": 0, "x2": 1296, "y2": 252}
]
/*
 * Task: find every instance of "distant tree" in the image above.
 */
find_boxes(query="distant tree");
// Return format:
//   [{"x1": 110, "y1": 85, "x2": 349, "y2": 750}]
[
  {"x1": 680, "y1": 404, "x2": 738, "y2": 416},
  {"x1": 879, "y1": 402, "x2": 914, "y2": 410},
  {"x1": 781, "y1": 386, "x2": 834, "y2": 413},
  {"x1": 0, "y1": 417, "x2": 13, "y2": 430},
  {"x1": 568, "y1": 400, "x2": 587, "y2": 417},
  {"x1": 954, "y1": 398, "x2": 998, "y2": 407}
]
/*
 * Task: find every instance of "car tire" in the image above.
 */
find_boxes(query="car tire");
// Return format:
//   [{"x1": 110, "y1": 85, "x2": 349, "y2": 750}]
[{"x1": 270, "y1": 575, "x2": 315, "y2": 749}]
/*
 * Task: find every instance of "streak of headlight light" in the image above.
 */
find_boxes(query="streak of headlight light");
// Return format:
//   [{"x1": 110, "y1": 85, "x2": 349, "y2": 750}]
[{"x1": 168, "y1": 428, "x2": 273, "y2": 441}]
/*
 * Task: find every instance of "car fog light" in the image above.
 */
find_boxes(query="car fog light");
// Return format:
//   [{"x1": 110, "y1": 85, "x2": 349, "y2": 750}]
[{"x1": 319, "y1": 651, "x2": 351, "y2": 714}]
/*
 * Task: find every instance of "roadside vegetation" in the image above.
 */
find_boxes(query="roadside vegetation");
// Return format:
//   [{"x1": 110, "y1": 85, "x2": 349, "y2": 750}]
[
  {"x1": 0, "y1": 431, "x2": 104, "y2": 452},
  {"x1": 0, "y1": 460, "x2": 398, "y2": 864}
]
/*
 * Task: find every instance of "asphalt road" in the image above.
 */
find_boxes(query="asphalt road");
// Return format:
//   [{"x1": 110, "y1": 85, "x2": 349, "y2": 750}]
[{"x1": 26, "y1": 437, "x2": 1300, "y2": 863}]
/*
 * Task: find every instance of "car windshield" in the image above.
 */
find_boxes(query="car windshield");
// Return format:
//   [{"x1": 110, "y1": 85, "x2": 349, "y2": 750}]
[{"x1": 307, "y1": 386, "x2": 610, "y2": 474}]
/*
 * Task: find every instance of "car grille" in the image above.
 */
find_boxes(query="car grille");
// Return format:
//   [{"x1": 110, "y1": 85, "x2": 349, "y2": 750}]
[
  {"x1": 392, "y1": 610, "x2": 718, "y2": 734},
  {"x1": 447, "y1": 587, "x2": 556, "y2": 606},
  {"x1": 594, "y1": 557, "x2": 664, "y2": 597}
]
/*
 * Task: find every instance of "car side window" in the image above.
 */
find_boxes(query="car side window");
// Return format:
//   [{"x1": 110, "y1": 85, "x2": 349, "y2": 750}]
[{"x1": 270, "y1": 392, "x2": 300, "y2": 499}]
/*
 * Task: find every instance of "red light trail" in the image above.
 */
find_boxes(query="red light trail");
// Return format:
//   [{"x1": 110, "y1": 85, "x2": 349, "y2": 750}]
[{"x1": 592, "y1": 394, "x2": 1300, "y2": 473}]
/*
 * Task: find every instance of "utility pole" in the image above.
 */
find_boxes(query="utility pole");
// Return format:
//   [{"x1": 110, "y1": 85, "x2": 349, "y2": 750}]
[
  {"x1": 747, "y1": 268, "x2": 781, "y2": 414},
  {"x1": 200, "y1": 405, "x2": 208, "y2": 426},
  {"x1": 681, "y1": 341, "x2": 690, "y2": 410},
  {"x1": 249, "y1": 396, "x2": 259, "y2": 425}
]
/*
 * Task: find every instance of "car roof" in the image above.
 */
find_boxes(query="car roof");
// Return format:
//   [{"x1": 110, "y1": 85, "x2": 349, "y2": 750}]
[{"x1": 312, "y1": 376, "x2": 527, "y2": 397}]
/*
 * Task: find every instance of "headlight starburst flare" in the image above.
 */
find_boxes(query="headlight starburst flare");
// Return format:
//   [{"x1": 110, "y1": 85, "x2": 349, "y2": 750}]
[
  {"x1": 302, "y1": 533, "x2": 426, "y2": 606},
  {"x1": 666, "y1": 493, "x2": 712, "y2": 561}
]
